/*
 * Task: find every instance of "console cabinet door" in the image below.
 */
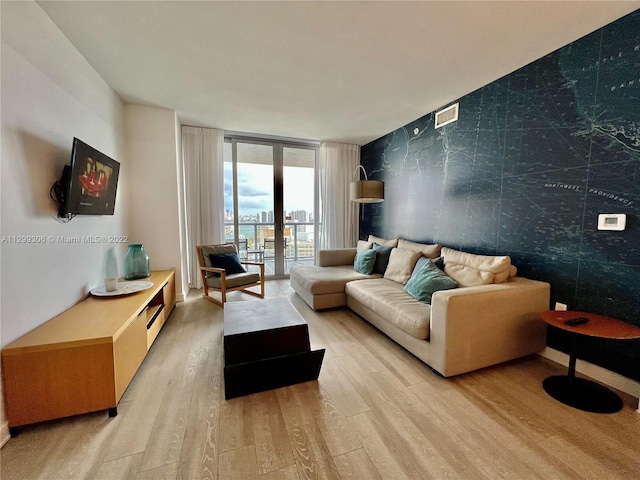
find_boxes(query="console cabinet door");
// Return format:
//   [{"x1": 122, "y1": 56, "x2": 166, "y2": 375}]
[
  {"x1": 113, "y1": 308, "x2": 148, "y2": 402},
  {"x1": 2, "y1": 343, "x2": 115, "y2": 427}
]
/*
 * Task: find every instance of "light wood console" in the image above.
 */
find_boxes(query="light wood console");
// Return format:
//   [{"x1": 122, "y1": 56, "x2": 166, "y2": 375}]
[{"x1": 1, "y1": 270, "x2": 176, "y2": 435}]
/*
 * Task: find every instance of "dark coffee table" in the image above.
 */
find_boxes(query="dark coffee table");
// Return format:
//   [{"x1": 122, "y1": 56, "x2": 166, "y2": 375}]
[{"x1": 223, "y1": 298, "x2": 325, "y2": 399}]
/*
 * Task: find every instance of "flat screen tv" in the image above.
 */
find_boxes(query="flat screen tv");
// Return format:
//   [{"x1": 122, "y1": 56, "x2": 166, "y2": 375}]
[{"x1": 57, "y1": 138, "x2": 120, "y2": 218}]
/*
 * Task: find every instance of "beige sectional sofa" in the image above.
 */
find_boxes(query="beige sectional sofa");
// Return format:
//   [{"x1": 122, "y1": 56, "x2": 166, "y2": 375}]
[{"x1": 289, "y1": 237, "x2": 550, "y2": 377}]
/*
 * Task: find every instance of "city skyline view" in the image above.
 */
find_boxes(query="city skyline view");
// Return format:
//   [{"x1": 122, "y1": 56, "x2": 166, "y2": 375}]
[{"x1": 224, "y1": 160, "x2": 315, "y2": 220}]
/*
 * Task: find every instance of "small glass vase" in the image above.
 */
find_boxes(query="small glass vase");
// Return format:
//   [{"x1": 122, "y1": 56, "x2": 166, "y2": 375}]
[{"x1": 123, "y1": 244, "x2": 150, "y2": 280}]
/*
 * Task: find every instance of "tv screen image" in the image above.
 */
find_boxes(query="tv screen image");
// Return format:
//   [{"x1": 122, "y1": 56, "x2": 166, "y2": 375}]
[{"x1": 58, "y1": 138, "x2": 120, "y2": 218}]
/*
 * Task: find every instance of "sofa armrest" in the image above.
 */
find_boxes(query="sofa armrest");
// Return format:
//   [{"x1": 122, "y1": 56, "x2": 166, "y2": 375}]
[
  {"x1": 429, "y1": 277, "x2": 550, "y2": 376},
  {"x1": 318, "y1": 248, "x2": 357, "y2": 267}
]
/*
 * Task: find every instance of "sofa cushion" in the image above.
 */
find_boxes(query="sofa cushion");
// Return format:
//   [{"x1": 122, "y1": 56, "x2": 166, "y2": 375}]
[
  {"x1": 372, "y1": 244, "x2": 393, "y2": 274},
  {"x1": 346, "y1": 278, "x2": 431, "y2": 339},
  {"x1": 441, "y1": 247, "x2": 513, "y2": 284},
  {"x1": 405, "y1": 260, "x2": 458, "y2": 303},
  {"x1": 397, "y1": 239, "x2": 441, "y2": 259},
  {"x1": 444, "y1": 262, "x2": 494, "y2": 287},
  {"x1": 384, "y1": 248, "x2": 422, "y2": 284},
  {"x1": 289, "y1": 265, "x2": 380, "y2": 295},
  {"x1": 368, "y1": 235, "x2": 399, "y2": 247},
  {"x1": 318, "y1": 248, "x2": 357, "y2": 267},
  {"x1": 354, "y1": 248, "x2": 377, "y2": 275},
  {"x1": 357, "y1": 240, "x2": 373, "y2": 251}
]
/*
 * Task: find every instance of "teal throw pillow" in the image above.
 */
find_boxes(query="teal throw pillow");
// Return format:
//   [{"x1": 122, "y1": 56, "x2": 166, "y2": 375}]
[
  {"x1": 209, "y1": 253, "x2": 246, "y2": 275},
  {"x1": 404, "y1": 260, "x2": 457, "y2": 304},
  {"x1": 354, "y1": 248, "x2": 377, "y2": 275}
]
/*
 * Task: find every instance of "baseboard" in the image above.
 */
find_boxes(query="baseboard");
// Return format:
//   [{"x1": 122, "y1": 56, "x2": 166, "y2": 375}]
[
  {"x1": 539, "y1": 347, "x2": 640, "y2": 413},
  {"x1": 0, "y1": 420, "x2": 10, "y2": 448},
  {"x1": 176, "y1": 292, "x2": 185, "y2": 302}
]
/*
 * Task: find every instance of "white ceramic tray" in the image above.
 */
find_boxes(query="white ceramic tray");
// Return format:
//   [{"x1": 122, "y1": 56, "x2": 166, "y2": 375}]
[{"x1": 91, "y1": 281, "x2": 153, "y2": 297}]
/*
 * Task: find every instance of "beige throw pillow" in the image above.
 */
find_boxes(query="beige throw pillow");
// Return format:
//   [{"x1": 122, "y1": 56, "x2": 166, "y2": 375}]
[
  {"x1": 441, "y1": 247, "x2": 512, "y2": 284},
  {"x1": 397, "y1": 239, "x2": 442, "y2": 259},
  {"x1": 444, "y1": 262, "x2": 495, "y2": 287},
  {"x1": 384, "y1": 248, "x2": 422, "y2": 284},
  {"x1": 368, "y1": 235, "x2": 399, "y2": 247},
  {"x1": 357, "y1": 240, "x2": 373, "y2": 251}
]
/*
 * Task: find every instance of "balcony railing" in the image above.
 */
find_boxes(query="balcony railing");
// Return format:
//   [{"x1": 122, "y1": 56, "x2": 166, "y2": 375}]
[{"x1": 225, "y1": 222, "x2": 315, "y2": 274}]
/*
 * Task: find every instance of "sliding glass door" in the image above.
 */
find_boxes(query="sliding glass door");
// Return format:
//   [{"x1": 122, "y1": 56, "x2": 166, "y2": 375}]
[
  {"x1": 283, "y1": 147, "x2": 315, "y2": 274},
  {"x1": 224, "y1": 136, "x2": 317, "y2": 277}
]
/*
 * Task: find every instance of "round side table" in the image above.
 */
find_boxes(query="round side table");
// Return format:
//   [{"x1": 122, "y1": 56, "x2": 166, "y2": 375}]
[{"x1": 540, "y1": 310, "x2": 640, "y2": 414}]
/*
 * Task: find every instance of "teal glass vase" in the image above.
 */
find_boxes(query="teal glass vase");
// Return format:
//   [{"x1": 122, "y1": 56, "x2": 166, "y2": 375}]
[{"x1": 123, "y1": 244, "x2": 150, "y2": 280}]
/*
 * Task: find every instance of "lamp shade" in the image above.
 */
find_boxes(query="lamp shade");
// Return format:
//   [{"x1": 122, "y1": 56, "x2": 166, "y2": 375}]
[{"x1": 350, "y1": 180, "x2": 384, "y2": 203}]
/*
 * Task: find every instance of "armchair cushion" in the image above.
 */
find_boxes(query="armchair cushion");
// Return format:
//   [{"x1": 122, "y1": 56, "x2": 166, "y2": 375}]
[
  {"x1": 209, "y1": 253, "x2": 246, "y2": 275},
  {"x1": 201, "y1": 244, "x2": 237, "y2": 276},
  {"x1": 207, "y1": 272, "x2": 261, "y2": 289}
]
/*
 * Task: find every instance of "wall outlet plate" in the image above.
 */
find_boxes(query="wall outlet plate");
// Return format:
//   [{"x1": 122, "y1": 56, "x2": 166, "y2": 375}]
[{"x1": 555, "y1": 302, "x2": 567, "y2": 311}]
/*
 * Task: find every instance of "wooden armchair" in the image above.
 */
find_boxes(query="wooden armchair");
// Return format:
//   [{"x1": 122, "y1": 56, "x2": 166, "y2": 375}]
[{"x1": 196, "y1": 243, "x2": 265, "y2": 307}]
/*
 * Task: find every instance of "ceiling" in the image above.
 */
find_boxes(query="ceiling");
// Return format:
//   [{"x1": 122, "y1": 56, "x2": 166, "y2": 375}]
[{"x1": 38, "y1": 1, "x2": 640, "y2": 146}]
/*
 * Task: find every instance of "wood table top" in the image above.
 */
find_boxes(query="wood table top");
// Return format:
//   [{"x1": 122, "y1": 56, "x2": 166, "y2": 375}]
[
  {"x1": 224, "y1": 297, "x2": 306, "y2": 336},
  {"x1": 541, "y1": 310, "x2": 640, "y2": 339}
]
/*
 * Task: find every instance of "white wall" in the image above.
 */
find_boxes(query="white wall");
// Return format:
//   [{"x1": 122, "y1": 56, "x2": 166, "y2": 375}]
[
  {"x1": 124, "y1": 105, "x2": 185, "y2": 299},
  {"x1": 0, "y1": 2, "x2": 126, "y2": 444}
]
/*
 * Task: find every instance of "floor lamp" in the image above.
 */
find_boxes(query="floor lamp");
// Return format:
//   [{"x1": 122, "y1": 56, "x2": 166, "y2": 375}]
[
  {"x1": 350, "y1": 165, "x2": 384, "y2": 203},
  {"x1": 350, "y1": 165, "x2": 384, "y2": 242}
]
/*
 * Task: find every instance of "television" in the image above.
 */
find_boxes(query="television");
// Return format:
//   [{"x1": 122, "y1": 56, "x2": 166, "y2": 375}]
[{"x1": 57, "y1": 138, "x2": 120, "y2": 218}]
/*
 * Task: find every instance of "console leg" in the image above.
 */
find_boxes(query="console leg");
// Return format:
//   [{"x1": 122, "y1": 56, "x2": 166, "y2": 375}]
[
  {"x1": 108, "y1": 407, "x2": 118, "y2": 418},
  {"x1": 9, "y1": 426, "x2": 21, "y2": 438}
]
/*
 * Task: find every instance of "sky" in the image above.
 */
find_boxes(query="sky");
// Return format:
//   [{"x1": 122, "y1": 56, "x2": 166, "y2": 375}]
[{"x1": 224, "y1": 163, "x2": 314, "y2": 218}]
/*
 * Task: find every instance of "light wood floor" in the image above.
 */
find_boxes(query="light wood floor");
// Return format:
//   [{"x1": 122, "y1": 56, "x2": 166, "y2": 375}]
[{"x1": 2, "y1": 280, "x2": 639, "y2": 480}]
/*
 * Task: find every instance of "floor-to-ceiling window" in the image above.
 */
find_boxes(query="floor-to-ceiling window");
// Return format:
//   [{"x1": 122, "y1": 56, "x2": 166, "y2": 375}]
[{"x1": 224, "y1": 134, "x2": 318, "y2": 277}]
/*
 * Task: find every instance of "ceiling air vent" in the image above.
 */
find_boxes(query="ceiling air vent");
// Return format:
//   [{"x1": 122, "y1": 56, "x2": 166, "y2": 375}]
[{"x1": 435, "y1": 102, "x2": 459, "y2": 128}]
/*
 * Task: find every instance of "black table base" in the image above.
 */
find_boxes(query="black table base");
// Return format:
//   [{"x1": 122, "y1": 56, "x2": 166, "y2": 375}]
[{"x1": 543, "y1": 375, "x2": 623, "y2": 413}]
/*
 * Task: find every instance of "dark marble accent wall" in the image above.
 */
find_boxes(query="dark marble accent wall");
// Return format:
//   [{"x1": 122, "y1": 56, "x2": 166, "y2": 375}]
[{"x1": 360, "y1": 11, "x2": 640, "y2": 382}]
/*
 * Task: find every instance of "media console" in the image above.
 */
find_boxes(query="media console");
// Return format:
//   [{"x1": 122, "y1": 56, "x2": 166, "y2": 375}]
[{"x1": 1, "y1": 270, "x2": 176, "y2": 436}]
